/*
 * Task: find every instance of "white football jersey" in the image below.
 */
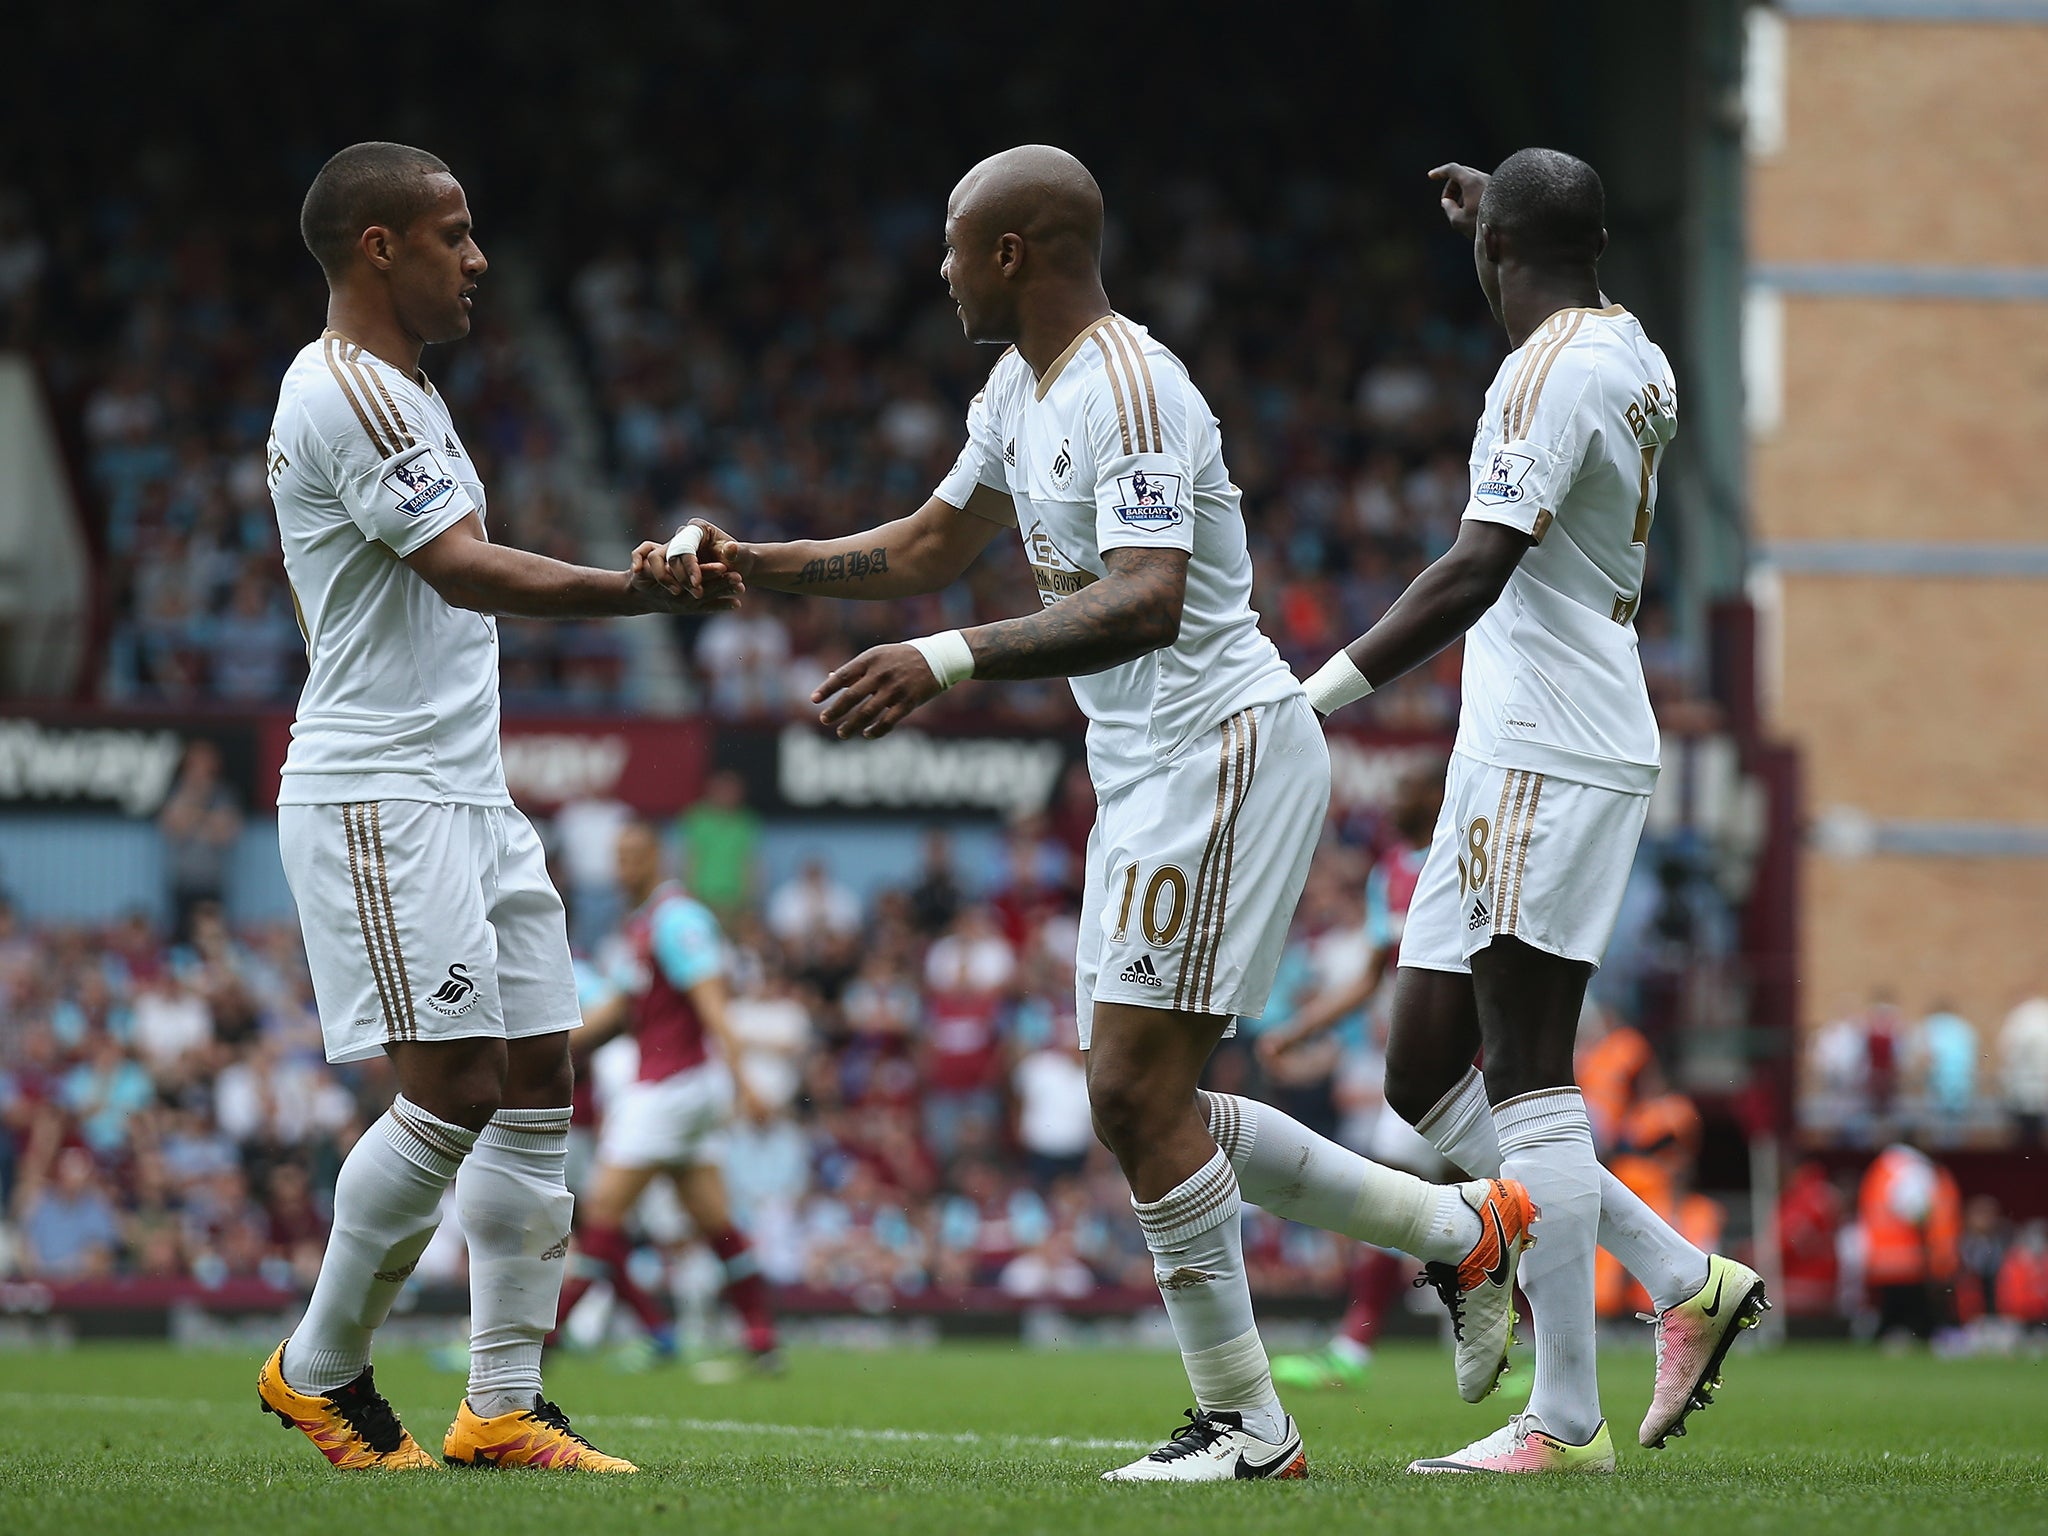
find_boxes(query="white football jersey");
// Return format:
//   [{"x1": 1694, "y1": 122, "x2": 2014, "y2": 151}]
[
  {"x1": 934, "y1": 314, "x2": 1299, "y2": 792},
  {"x1": 266, "y1": 331, "x2": 509, "y2": 807},
  {"x1": 1456, "y1": 305, "x2": 1677, "y2": 795}
]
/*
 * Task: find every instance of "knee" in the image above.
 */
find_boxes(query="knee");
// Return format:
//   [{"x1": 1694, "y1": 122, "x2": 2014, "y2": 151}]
[
  {"x1": 1382, "y1": 1053, "x2": 1450, "y2": 1129},
  {"x1": 503, "y1": 1033, "x2": 575, "y2": 1110},
  {"x1": 401, "y1": 1039, "x2": 507, "y2": 1131},
  {"x1": 1088, "y1": 1072, "x2": 1166, "y2": 1158}
]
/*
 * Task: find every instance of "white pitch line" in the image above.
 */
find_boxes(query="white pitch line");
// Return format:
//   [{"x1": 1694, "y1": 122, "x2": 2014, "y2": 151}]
[{"x1": 0, "y1": 1392, "x2": 1148, "y2": 1454}]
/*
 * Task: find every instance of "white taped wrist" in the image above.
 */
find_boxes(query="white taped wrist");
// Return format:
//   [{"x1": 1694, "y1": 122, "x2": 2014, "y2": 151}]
[
  {"x1": 907, "y1": 629, "x2": 974, "y2": 689},
  {"x1": 1302, "y1": 650, "x2": 1374, "y2": 715}
]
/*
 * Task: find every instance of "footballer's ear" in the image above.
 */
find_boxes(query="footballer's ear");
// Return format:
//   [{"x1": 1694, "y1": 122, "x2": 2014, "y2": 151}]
[
  {"x1": 996, "y1": 231, "x2": 1025, "y2": 278},
  {"x1": 359, "y1": 225, "x2": 400, "y2": 271}
]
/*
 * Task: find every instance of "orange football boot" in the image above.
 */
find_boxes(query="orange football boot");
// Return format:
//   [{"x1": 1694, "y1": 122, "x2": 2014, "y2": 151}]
[
  {"x1": 442, "y1": 1394, "x2": 638, "y2": 1471},
  {"x1": 257, "y1": 1342, "x2": 436, "y2": 1470}
]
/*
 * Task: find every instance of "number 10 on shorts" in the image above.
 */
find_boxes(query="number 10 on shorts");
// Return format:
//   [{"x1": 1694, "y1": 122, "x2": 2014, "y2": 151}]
[{"x1": 1111, "y1": 862, "x2": 1189, "y2": 946}]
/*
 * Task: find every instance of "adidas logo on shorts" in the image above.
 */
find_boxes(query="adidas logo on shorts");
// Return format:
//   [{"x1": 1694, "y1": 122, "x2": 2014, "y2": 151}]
[
  {"x1": 1119, "y1": 955, "x2": 1165, "y2": 988},
  {"x1": 1467, "y1": 895, "x2": 1491, "y2": 933}
]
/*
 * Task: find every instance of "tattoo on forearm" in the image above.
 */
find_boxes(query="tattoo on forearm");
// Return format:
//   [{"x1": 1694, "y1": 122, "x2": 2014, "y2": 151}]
[
  {"x1": 968, "y1": 548, "x2": 1187, "y2": 681},
  {"x1": 796, "y1": 548, "x2": 889, "y2": 587}
]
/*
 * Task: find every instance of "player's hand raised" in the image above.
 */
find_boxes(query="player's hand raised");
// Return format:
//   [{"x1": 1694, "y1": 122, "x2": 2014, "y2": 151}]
[
  {"x1": 1428, "y1": 162, "x2": 1489, "y2": 240},
  {"x1": 813, "y1": 642, "x2": 945, "y2": 739}
]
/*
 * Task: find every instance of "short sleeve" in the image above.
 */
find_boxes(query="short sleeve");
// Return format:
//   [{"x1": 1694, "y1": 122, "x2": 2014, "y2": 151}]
[
  {"x1": 650, "y1": 900, "x2": 723, "y2": 991},
  {"x1": 303, "y1": 354, "x2": 476, "y2": 555},
  {"x1": 933, "y1": 368, "x2": 1014, "y2": 519},
  {"x1": 1463, "y1": 356, "x2": 1595, "y2": 540},
  {"x1": 1086, "y1": 338, "x2": 1196, "y2": 556}
]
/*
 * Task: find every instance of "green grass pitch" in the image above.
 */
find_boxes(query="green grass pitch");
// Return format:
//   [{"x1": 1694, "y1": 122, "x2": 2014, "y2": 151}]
[{"x1": 1, "y1": 1340, "x2": 2043, "y2": 1534}]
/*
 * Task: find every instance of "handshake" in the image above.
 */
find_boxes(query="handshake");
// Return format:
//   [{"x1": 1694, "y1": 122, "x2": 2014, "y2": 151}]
[{"x1": 625, "y1": 518, "x2": 749, "y2": 611}]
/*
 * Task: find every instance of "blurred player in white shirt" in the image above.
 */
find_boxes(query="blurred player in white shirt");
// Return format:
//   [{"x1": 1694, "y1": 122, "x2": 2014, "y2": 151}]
[{"x1": 1302, "y1": 149, "x2": 1768, "y2": 1473}]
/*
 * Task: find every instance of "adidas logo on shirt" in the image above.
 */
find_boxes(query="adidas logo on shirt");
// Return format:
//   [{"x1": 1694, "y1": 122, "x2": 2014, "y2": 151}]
[{"x1": 1119, "y1": 955, "x2": 1165, "y2": 988}]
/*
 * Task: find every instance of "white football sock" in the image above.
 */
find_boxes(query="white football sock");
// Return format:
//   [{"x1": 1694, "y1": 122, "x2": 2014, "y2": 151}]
[
  {"x1": 286, "y1": 1096, "x2": 476, "y2": 1393},
  {"x1": 1200, "y1": 1091, "x2": 1479, "y2": 1263},
  {"x1": 1415, "y1": 1066, "x2": 1711, "y2": 1310},
  {"x1": 1132, "y1": 1148, "x2": 1285, "y2": 1442},
  {"x1": 1493, "y1": 1087, "x2": 1603, "y2": 1442},
  {"x1": 458, "y1": 1105, "x2": 575, "y2": 1417}
]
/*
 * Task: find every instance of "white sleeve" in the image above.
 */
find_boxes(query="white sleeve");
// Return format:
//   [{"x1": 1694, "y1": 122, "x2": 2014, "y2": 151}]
[
  {"x1": 933, "y1": 367, "x2": 1014, "y2": 519},
  {"x1": 1463, "y1": 351, "x2": 1596, "y2": 540},
  {"x1": 1086, "y1": 344, "x2": 1196, "y2": 556},
  {"x1": 304, "y1": 358, "x2": 476, "y2": 556}
]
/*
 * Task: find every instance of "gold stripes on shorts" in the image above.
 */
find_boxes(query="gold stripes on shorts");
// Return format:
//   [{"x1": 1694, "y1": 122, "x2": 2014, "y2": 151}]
[
  {"x1": 1487, "y1": 769, "x2": 1547, "y2": 939},
  {"x1": 341, "y1": 801, "x2": 415, "y2": 1041},
  {"x1": 1175, "y1": 708, "x2": 1259, "y2": 1015}
]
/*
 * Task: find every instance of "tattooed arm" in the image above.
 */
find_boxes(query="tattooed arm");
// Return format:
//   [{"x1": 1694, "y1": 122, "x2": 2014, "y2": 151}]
[
  {"x1": 812, "y1": 547, "x2": 1188, "y2": 739},
  {"x1": 671, "y1": 485, "x2": 1009, "y2": 601}
]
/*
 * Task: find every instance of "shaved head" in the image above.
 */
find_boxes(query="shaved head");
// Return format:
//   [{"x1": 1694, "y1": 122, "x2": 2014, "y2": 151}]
[{"x1": 949, "y1": 144, "x2": 1103, "y2": 274}]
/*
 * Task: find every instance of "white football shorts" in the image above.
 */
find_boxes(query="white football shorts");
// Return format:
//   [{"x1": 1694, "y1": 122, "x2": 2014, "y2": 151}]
[
  {"x1": 1077, "y1": 694, "x2": 1330, "y2": 1044},
  {"x1": 1399, "y1": 751, "x2": 1650, "y2": 973},
  {"x1": 597, "y1": 1063, "x2": 735, "y2": 1170},
  {"x1": 279, "y1": 799, "x2": 580, "y2": 1064}
]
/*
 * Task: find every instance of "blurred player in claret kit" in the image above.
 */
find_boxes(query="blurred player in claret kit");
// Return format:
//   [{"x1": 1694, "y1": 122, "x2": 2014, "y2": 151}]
[
  {"x1": 668, "y1": 145, "x2": 1538, "y2": 1484},
  {"x1": 254, "y1": 142, "x2": 739, "y2": 1473},
  {"x1": 1300, "y1": 150, "x2": 1769, "y2": 1474},
  {"x1": 551, "y1": 821, "x2": 781, "y2": 1371},
  {"x1": 1259, "y1": 767, "x2": 1453, "y2": 1393}
]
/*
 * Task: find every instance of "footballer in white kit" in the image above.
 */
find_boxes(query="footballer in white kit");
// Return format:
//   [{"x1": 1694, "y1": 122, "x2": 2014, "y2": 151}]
[
  {"x1": 1306, "y1": 150, "x2": 1766, "y2": 1476},
  {"x1": 682, "y1": 145, "x2": 1539, "y2": 1485},
  {"x1": 269, "y1": 333, "x2": 579, "y2": 1063},
  {"x1": 254, "y1": 141, "x2": 732, "y2": 1476},
  {"x1": 1395, "y1": 298, "x2": 1675, "y2": 977},
  {"x1": 927, "y1": 314, "x2": 1327, "y2": 1034}
]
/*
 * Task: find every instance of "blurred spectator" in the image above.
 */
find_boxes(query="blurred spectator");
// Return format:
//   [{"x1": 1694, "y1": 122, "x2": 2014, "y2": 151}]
[
  {"x1": 19, "y1": 1147, "x2": 122, "y2": 1278},
  {"x1": 920, "y1": 907, "x2": 1015, "y2": 1157},
  {"x1": 1857, "y1": 1141, "x2": 1961, "y2": 1343},
  {"x1": 1995, "y1": 1221, "x2": 2048, "y2": 1327},
  {"x1": 1957, "y1": 1194, "x2": 2008, "y2": 1321},
  {"x1": 676, "y1": 771, "x2": 761, "y2": 921},
  {"x1": 1773, "y1": 1159, "x2": 1845, "y2": 1317},
  {"x1": 1911, "y1": 1002, "x2": 1978, "y2": 1133},
  {"x1": 767, "y1": 859, "x2": 862, "y2": 957},
  {"x1": 907, "y1": 828, "x2": 963, "y2": 937},
  {"x1": 156, "y1": 741, "x2": 242, "y2": 941},
  {"x1": 2000, "y1": 994, "x2": 2048, "y2": 1144},
  {"x1": 1012, "y1": 1027, "x2": 1092, "y2": 1188}
]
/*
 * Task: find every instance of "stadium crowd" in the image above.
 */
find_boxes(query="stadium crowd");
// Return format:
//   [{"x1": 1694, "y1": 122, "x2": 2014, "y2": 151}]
[
  {"x1": 4, "y1": 790, "x2": 2044, "y2": 1348},
  {"x1": 5, "y1": 100, "x2": 1702, "y2": 727}
]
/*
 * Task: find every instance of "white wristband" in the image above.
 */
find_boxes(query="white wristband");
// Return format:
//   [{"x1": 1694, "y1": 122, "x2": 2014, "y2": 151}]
[
  {"x1": 1302, "y1": 650, "x2": 1374, "y2": 716},
  {"x1": 665, "y1": 524, "x2": 704, "y2": 560},
  {"x1": 907, "y1": 629, "x2": 975, "y2": 690}
]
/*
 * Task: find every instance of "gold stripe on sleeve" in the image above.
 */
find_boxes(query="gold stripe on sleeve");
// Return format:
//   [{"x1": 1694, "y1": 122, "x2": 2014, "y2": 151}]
[
  {"x1": 1113, "y1": 322, "x2": 1164, "y2": 453},
  {"x1": 1511, "y1": 310, "x2": 1587, "y2": 440},
  {"x1": 1093, "y1": 336, "x2": 1135, "y2": 456},
  {"x1": 322, "y1": 338, "x2": 396, "y2": 457},
  {"x1": 1101, "y1": 323, "x2": 1153, "y2": 454},
  {"x1": 341, "y1": 346, "x2": 410, "y2": 456}
]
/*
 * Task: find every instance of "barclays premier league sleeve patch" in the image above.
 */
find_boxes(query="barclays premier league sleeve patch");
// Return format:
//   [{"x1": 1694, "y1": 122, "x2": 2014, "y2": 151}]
[
  {"x1": 1473, "y1": 447, "x2": 1536, "y2": 507},
  {"x1": 1111, "y1": 470, "x2": 1184, "y2": 531},
  {"x1": 380, "y1": 447, "x2": 460, "y2": 518}
]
